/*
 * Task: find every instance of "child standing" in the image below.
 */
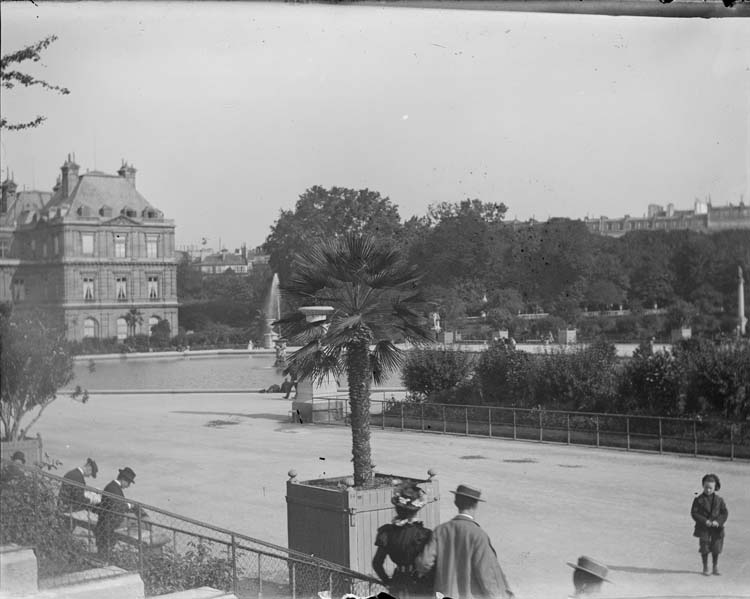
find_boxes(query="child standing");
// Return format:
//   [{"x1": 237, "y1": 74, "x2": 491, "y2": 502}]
[{"x1": 691, "y1": 473, "x2": 728, "y2": 576}]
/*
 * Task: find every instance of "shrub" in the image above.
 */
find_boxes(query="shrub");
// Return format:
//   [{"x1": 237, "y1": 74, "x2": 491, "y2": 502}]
[
  {"x1": 0, "y1": 463, "x2": 90, "y2": 577},
  {"x1": 402, "y1": 348, "x2": 474, "y2": 401},
  {"x1": 674, "y1": 338, "x2": 750, "y2": 420},
  {"x1": 618, "y1": 341, "x2": 682, "y2": 415},
  {"x1": 534, "y1": 340, "x2": 620, "y2": 412},
  {"x1": 474, "y1": 342, "x2": 536, "y2": 407},
  {"x1": 112, "y1": 542, "x2": 232, "y2": 596}
]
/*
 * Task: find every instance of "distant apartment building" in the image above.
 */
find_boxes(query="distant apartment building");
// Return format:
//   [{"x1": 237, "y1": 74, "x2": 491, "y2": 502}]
[
  {"x1": 199, "y1": 249, "x2": 249, "y2": 274},
  {"x1": 585, "y1": 199, "x2": 750, "y2": 237},
  {"x1": 0, "y1": 156, "x2": 178, "y2": 341}
]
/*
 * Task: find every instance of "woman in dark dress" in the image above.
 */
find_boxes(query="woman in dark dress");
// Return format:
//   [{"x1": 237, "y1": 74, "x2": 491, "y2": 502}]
[{"x1": 372, "y1": 483, "x2": 433, "y2": 599}]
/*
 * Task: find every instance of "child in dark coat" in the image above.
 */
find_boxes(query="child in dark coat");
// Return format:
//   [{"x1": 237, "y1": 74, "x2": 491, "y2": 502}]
[{"x1": 691, "y1": 473, "x2": 728, "y2": 576}]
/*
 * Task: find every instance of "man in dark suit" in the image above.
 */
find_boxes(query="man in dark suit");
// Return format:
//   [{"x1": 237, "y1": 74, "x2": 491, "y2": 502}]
[
  {"x1": 59, "y1": 458, "x2": 98, "y2": 511},
  {"x1": 94, "y1": 467, "x2": 136, "y2": 560}
]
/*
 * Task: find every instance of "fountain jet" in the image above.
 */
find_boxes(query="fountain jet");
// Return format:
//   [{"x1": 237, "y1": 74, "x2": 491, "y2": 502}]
[{"x1": 264, "y1": 273, "x2": 281, "y2": 349}]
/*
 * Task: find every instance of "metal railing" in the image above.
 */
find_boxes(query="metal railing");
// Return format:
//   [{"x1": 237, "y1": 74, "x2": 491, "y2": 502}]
[
  {"x1": 311, "y1": 396, "x2": 749, "y2": 461},
  {"x1": 0, "y1": 466, "x2": 384, "y2": 598}
]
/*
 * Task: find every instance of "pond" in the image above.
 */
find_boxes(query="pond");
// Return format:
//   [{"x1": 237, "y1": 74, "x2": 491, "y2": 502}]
[
  {"x1": 72, "y1": 354, "x2": 282, "y2": 391},
  {"x1": 72, "y1": 353, "x2": 405, "y2": 392}
]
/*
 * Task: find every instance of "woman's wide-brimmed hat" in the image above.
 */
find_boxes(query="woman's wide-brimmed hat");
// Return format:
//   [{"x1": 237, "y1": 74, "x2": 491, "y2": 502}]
[
  {"x1": 118, "y1": 467, "x2": 136, "y2": 484},
  {"x1": 86, "y1": 458, "x2": 98, "y2": 478},
  {"x1": 450, "y1": 484, "x2": 485, "y2": 502},
  {"x1": 566, "y1": 556, "x2": 612, "y2": 582},
  {"x1": 391, "y1": 482, "x2": 427, "y2": 512}
]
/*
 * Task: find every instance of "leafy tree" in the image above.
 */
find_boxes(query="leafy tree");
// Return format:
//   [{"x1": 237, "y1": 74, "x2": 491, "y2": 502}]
[
  {"x1": 277, "y1": 234, "x2": 432, "y2": 487},
  {"x1": 264, "y1": 186, "x2": 403, "y2": 284},
  {"x1": 150, "y1": 318, "x2": 171, "y2": 348},
  {"x1": 0, "y1": 309, "x2": 87, "y2": 441},
  {"x1": 1, "y1": 35, "x2": 70, "y2": 130},
  {"x1": 409, "y1": 199, "x2": 508, "y2": 289}
]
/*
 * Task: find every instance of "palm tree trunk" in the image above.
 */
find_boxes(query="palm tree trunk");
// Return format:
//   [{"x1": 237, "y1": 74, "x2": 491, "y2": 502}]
[{"x1": 347, "y1": 341, "x2": 373, "y2": 487}]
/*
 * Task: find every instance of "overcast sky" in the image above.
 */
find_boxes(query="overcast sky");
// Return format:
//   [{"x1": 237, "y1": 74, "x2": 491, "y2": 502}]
[{"x1": 1, "y1": 2, "x2": 748, "y2": 251}]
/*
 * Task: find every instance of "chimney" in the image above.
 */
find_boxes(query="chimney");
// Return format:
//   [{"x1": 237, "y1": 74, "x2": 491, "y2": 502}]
[
  {"x1": 1, "y1": 173, "x2": 17, "y2": 214},
  {"x1": 60, "y1": 153, "x2": 80, "y2": 199},
  {"x1": 118, "y1": 160, "x2": 137, "y2": 187}
]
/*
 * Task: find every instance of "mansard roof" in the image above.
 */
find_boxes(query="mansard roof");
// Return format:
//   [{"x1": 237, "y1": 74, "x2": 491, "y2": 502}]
[
  {"x1": 45, "y1": 171, "x2": 163, "y2": 221},
  {"x1": 0, "y1": 190, "x2": 52, "y2": 228}
]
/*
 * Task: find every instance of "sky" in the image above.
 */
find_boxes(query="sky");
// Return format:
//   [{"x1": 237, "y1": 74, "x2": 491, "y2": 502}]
[{"x1": 1, "y1": 2, "x2": 748, "y2": 251}]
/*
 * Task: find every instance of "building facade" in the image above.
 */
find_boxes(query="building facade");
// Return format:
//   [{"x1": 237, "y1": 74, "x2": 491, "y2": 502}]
[
  {"x1": 0, "y1": 156, "x2": 178, "y2": 341},
  {"x1": 584, "y1": 199, "x2": 750, "y2": 237}
]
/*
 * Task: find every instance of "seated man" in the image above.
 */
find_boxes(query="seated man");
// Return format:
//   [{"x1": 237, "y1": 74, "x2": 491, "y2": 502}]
[{"x1": 59, "y1": 458, "x2": 99, "y2": 512}]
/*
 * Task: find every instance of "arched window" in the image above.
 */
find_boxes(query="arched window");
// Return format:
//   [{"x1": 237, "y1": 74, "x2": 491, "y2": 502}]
[
  {"x1": 148, "y1": 316, "x2": 159, "y2": 336},
  {"x1": 83, "y1": 317, "x2": 98, "y2": 338},
  {"x1": 116, "y1": 317, "x2": 128, "y2": 340}
]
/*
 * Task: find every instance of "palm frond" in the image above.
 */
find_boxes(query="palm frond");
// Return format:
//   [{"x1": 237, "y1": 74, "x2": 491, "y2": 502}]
[{"x1": 370, "y1": 340, "x2": 405, "y2": 385}]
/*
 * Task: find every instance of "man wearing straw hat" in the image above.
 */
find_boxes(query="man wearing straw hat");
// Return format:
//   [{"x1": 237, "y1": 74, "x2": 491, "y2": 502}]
[
  {"x1": 566, "y1": 556, "x2": 611, "y2": 597},
  {"x1": 416, "y1": 484, "x2": 514, "y2": 599}
]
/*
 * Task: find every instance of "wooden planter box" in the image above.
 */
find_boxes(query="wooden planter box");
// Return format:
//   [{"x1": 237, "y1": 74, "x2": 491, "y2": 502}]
[
  {"x1": 286, "y1": 470, "x2": 440, "y2": 579},
  {"x1": 0, "y1": 435, "x2": 43, "y2": 465}
]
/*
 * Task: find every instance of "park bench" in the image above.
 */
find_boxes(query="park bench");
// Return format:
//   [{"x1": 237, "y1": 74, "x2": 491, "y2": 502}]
[{"x1": 62, "y1": 509, "x2": 170, "y2": 553}]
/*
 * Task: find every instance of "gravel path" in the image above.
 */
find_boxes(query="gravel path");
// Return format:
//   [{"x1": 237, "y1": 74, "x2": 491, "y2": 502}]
[{"x1": 36, "y1": 392, "x2": 750, "y2": 598}]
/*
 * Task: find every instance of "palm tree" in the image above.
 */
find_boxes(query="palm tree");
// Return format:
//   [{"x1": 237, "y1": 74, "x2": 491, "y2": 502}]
[
  {"x1": 124, "y1": 308, "x2": 143, "y2": 338},
  {"x1": 277, "y1": 234, "x2": 432, "y2": 487}
]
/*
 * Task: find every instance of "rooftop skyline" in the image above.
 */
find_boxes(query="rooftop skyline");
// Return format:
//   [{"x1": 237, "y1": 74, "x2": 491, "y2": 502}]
[{"x1": 1, "y1": 2, "x2": 748, "y2": 249}]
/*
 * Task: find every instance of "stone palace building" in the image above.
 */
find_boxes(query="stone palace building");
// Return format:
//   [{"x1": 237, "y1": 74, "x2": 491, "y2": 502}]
[{"x1": 0, "y1": 155, "x2": 177, "y2": 341}]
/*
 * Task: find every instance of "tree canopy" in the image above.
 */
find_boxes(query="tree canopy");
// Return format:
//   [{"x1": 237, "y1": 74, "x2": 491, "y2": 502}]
[
  {"x1": 0, "y1": 307, "x2": 87, "y2": 441},
  {"x1": 263, "y1": 186, "x2": 403, "y2": 284}
]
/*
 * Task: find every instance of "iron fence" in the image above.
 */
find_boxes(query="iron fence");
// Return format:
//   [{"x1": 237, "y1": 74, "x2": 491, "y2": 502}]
[
  {"x1": 312, "y1": 396, "x2": 749, "y2": 461},
  {"x1": 0, "y1": 465, "x2": 384, "y2": 598}
]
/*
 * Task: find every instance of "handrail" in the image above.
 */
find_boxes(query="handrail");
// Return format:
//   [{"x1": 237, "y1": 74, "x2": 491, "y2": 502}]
[{"x1": 38, "y1": 468, "x2": 381, "y2": 583}]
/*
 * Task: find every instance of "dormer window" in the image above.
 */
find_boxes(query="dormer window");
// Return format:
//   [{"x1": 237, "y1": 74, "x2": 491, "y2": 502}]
[
  {"x1": 121, "y1": 207, "x2": 137, "y2": 218},
  {"x1": 99, "y1": 205, "x2": 113, "y2": 218}
]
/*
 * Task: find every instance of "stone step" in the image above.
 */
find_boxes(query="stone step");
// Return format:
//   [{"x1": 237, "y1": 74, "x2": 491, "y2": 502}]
[
  {"x1": 0, "y1": 544, "x2": 38, "y2": 596},
  {"x1": 33, "y1": 568, "x2": 144, "y2": 599},
  {"x1": 151, "y1": 588, "x2": 238, "y2": 599}
]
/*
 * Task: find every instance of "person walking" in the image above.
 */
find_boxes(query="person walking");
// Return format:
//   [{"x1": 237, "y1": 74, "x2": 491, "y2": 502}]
[
  {"x1": 372, "y1": 482, "x2": 434, "y2": 599},
  {"x1": 691, "y1": 473, "x2": 728, "y2": 576},
  {"x1": 59, "y1": 458, "x2": 99, "y2": 511},
  {"x1": 94, "y1": 467, "x2": 136, "y2": 560},
  {"x1": 566, "y1": 556, "x2": 611, "y2": 597},
  {"x1": 415, "y1": 484, "x2": 514, "y2": 599}
]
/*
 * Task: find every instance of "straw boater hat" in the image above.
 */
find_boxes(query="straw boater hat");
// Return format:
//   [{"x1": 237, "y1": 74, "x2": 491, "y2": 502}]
[
  {"x1": 118, "y1": 467, "x2": 136, "y2": 484},
  {"x1": 450, "y1": 484, "x2": 486, "y2": 502},
  {"x1": 566, "y1": 556, "x2": 612, "y2": 583}
]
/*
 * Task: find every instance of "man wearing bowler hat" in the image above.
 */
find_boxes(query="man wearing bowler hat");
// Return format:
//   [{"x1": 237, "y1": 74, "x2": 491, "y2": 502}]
[
  {"x1": 416, "y1": 484, "x2": 514, "y2": 599},
  {"x1": 567, "y1": 556, "x2": 611, "y2": 597},
  {"x1": 94, "y1": 467, "x2": 136, "y2": 560}
]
